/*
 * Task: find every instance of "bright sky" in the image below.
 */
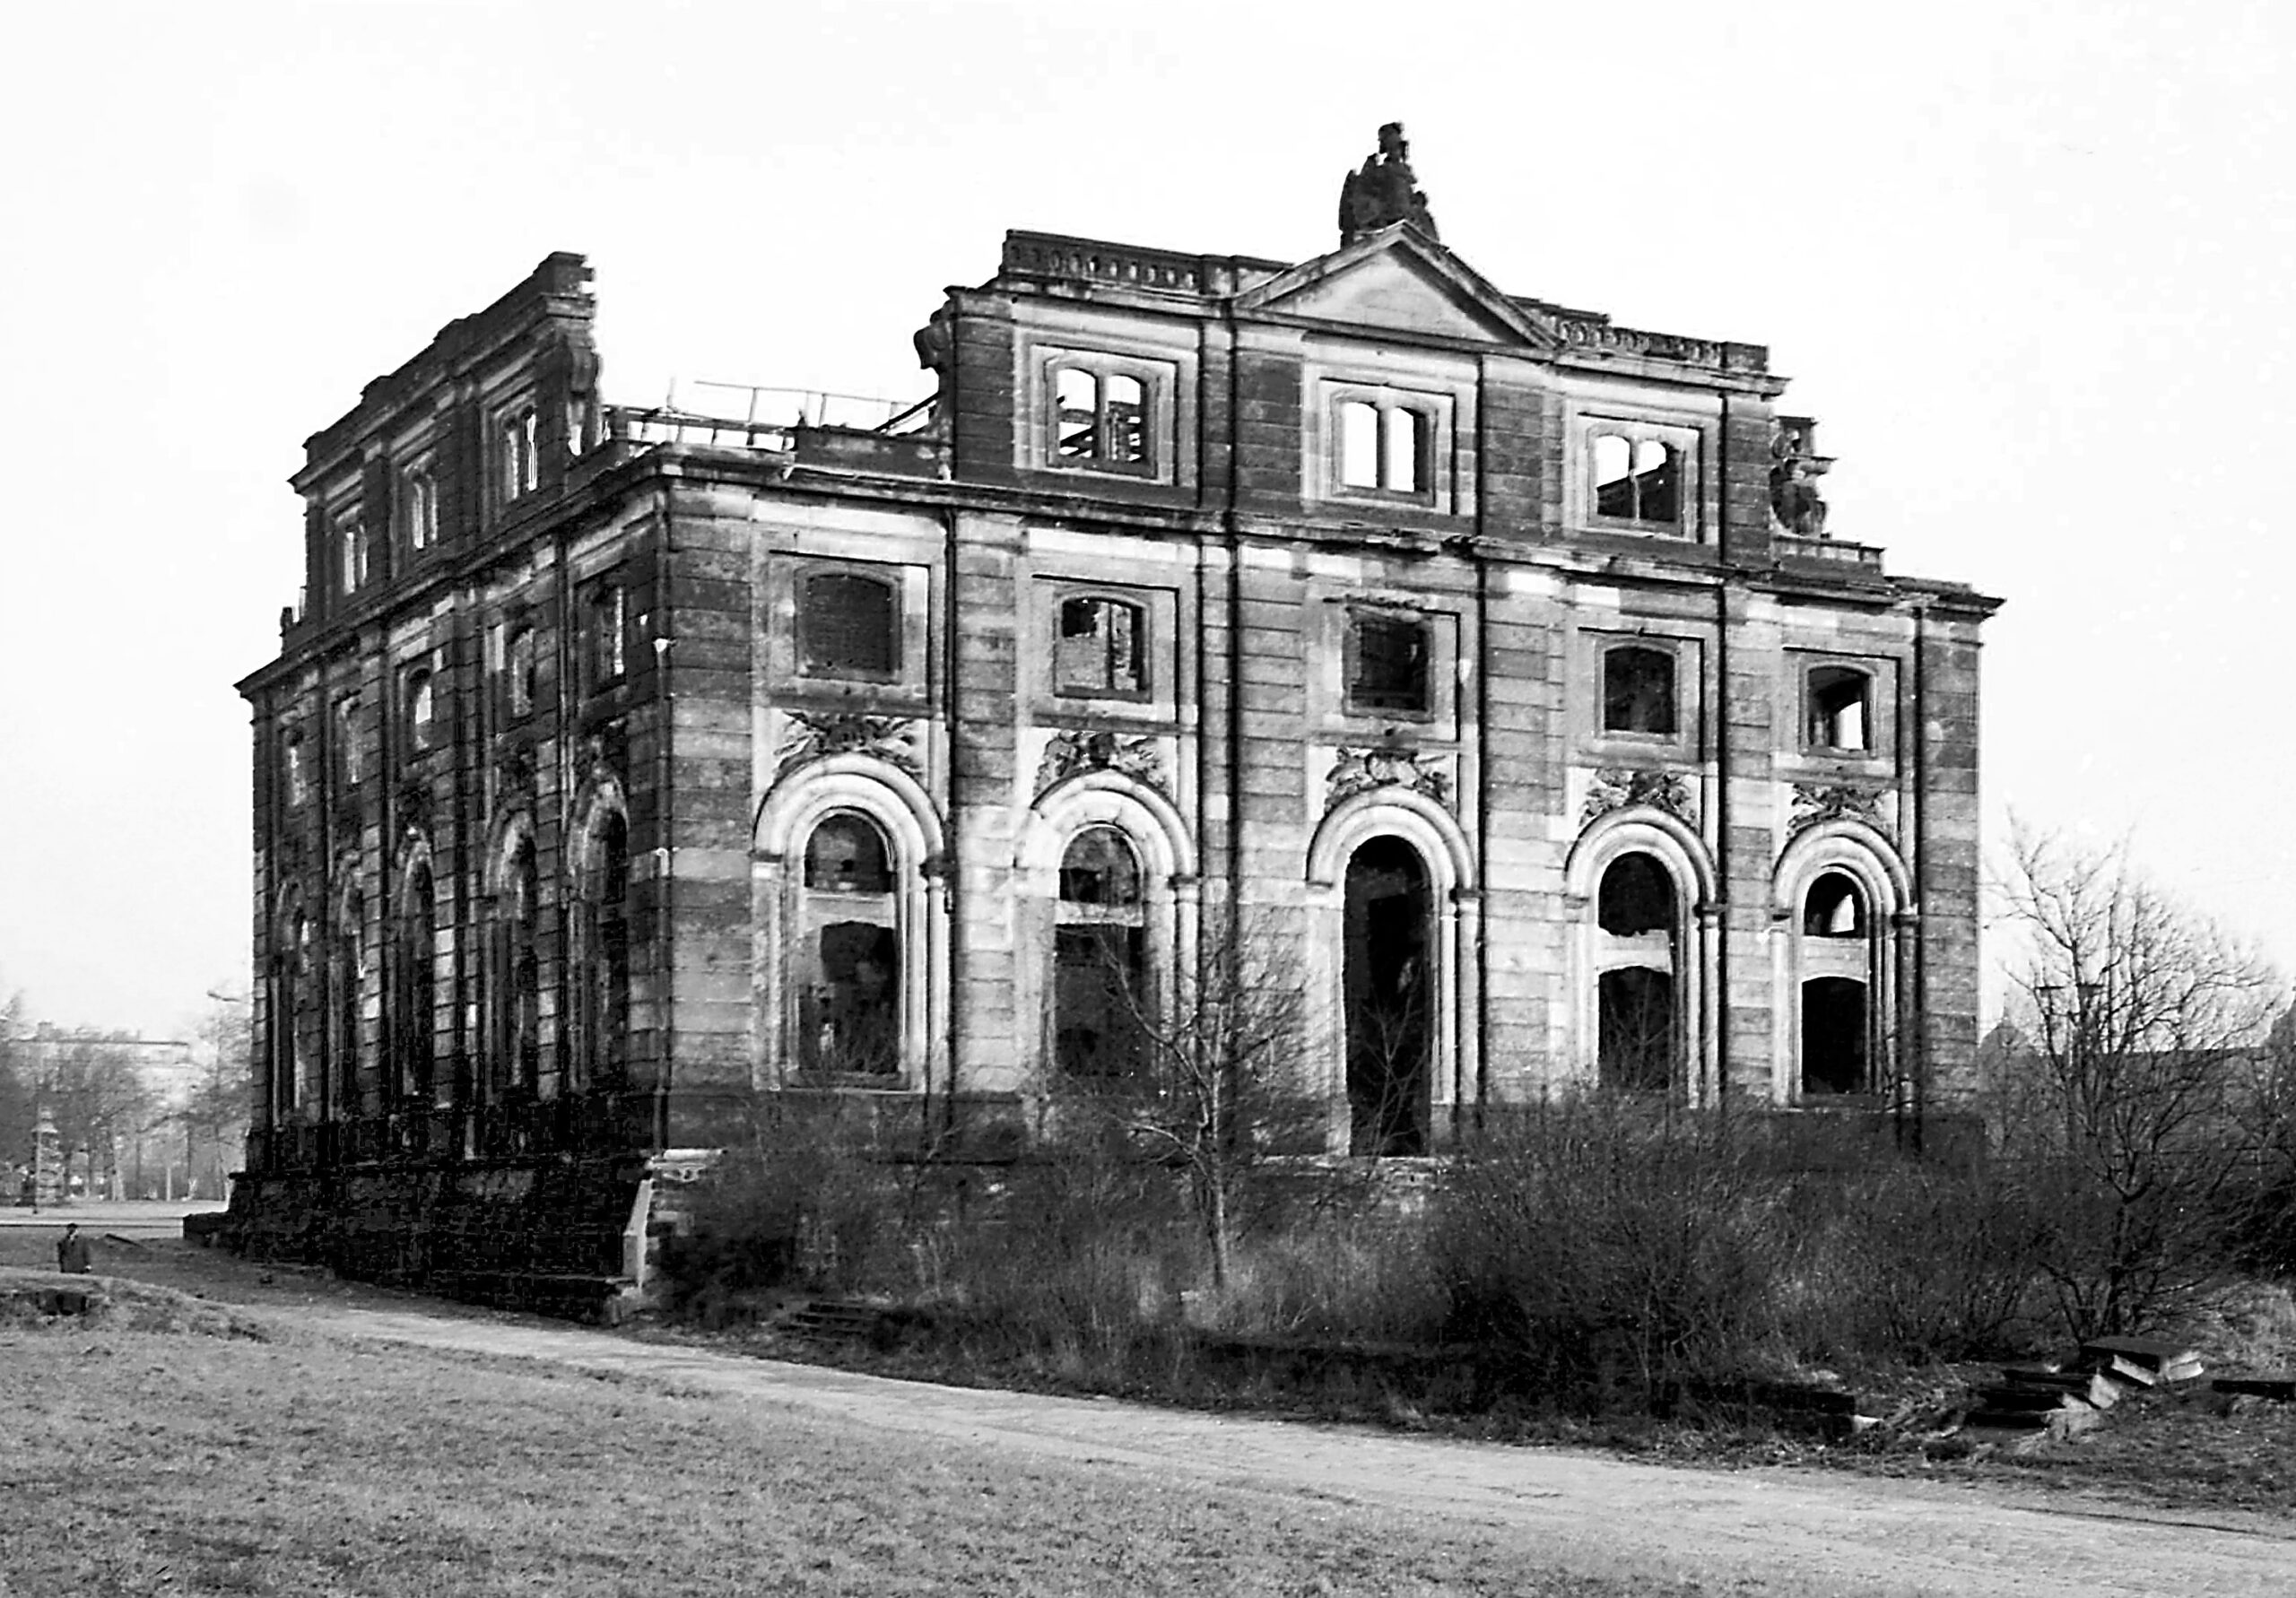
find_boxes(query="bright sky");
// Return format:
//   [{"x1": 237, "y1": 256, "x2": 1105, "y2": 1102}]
[{"x1": 3, "y1": 1, "x2": 2291, "y2": 1036}]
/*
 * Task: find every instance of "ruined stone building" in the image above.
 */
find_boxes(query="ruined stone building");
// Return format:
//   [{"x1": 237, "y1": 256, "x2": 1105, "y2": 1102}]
[{"x1": 233, "y1": 132, "x2": 1998, "y2": 1306}]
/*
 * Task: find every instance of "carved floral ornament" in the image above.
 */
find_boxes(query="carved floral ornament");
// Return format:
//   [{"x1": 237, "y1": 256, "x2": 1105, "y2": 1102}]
[
  {"x1": 1326, "y1": 746, "x2": 1451, "y2": 810},
  {"x1": 1036, "y1": 729, "x2": 1166, "y2": 799},
  {"x1": 1790, "y1": 782, "x2": 1888, "y2": 835},
  {"x1": 776, "y1": 711, "x2": 921, "y2": 780},
  {"x1": 1581, "y1": 768, "x2": 1693, "y2": 827}
]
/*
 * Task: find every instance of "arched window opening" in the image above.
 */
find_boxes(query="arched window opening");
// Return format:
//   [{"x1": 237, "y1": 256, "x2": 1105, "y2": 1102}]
[
  {"x1": 1801, "y1": 977, "x2": 1868, "y2": 1096},
  {"x1": 804, "y1": 813, "x2": 892, "y2": 893},
  {"x1": 1054, "y1": 827, "x2": 1147, "y2": 1080},
  {"x1": 1102, "y1": 373, "x2": 1147, "y2": 465},
  {"x1": 1598, "y1": 852, "x2": 1676, "y2": 938},
  {"x1": 797, "y1": 812, "x2": 900, "y2": 1078},
  {"x1": 1602, "y1": 646, "x2": 1676, "y2": 735},
  {"x1": 393, "y1": 865, "x2": 437, "y2": 1104},
  {"x1": 405, "y1": 668, "x2": 437, "y2": 755},
  {"x1": 577, "y1": 813, "x2": 631, "y2": 1089},
  {"x1": 403, "y1": 466, "x2": 438, "y2": 551},
  {"x1": 506, "y1": 626, "x2": 537, "y2": 718},
  {"x1": 1344, "y1": 836, "x2": 1431, "y2": 1155},
  {"x1": 1056, "y1": 596, "x2": 1146, "y2": 697},
  {"x1": 1807, "y1": 666, "x2": 1871, "y2": 751},
  {"x1": 1805, "y1": 873, "x2": 1866, "y2": 938},
  {"x1": 1594, "y1": 851, "x2": 1680, "y2": 1092},
  {"x1": 801, "y1": 571, "x2": 898, "y2": 679},
  {"x1": 492, "y1": 838, "x2": 542, "y2": 1099},
  {"x1": 331, "y1": 891, "x2": 364, "y2": 1114},
  {"x1": 1593, "y1": 433, "x2": 1680, "y2": 523}
]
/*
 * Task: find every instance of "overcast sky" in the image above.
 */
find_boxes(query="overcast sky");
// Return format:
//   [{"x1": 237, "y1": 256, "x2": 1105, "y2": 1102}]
[{"x1": 3, "y1": 0, "x2": 2291, "y2": 1037}]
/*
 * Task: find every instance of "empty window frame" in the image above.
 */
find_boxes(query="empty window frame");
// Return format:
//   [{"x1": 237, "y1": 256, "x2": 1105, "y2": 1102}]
[
  {"x1": 336, "y1": 512, "x2": 369, "y2": 597},
  {"x1": 1601, "y1": 645, "x2": 1677, "y2": 736},
  {"x1": 334, "y1": 693, "x2": 361, "y2": 789},
  {"x1": 1589, "y1": 430, "x2": 1683, "y2": 525},
  {"x1": 1335, "y1": 398, "x2": 1431, "y2": 496},
  {"x1": 283, "y1": 728, "x2": 309, "y2": 807},
  {"x1": 505, "y1": 624, "x2": 538, "y2": 719},
  {"x1": 797, "y1": 813, "x2": 900, "y2": 1077},
  {"x1": 392, "y1": 864, "x2": 437, "y2": 1103},
  {"x1": 404, "y1": 665, "x2": 438, "y2": 755},
  {"x1": 799, "y1": 569, "x2": 899, "y2": 680},
  {"x1": 331, "y1": 889, "x2": 365, "y2": 1113},
  {"x1": 585, "y1": 583, "x2": 627, "y2": 691},
  {"x1": 1805, "y1": 665, "x2": 1873, "y2": 751},
  {"x1": 574, "y1": 811, "x2": 631, "y2": 1088},
  {"x1": 1593, "y1": 851, "x2": 1681, "y2": 1093},
  {"x1": 1053, "y1": 827, "x2": 1148, "y2": 1079},
  {"x1": 500, "y1": 838, "x2": 542, "y2": 1095},
  {"x1": 500, "y1": 405, "x2": 540, "y2": 503},
  {"x1": 1049, "y1": 364, "x2": 1151, "y2": 471},
  {"x1": 1055, "y1": 595, "x2": 1147, "y2": 698},
  {"x1": 402, "y1": 465, "x2": 439, "y2": 551},
  {"x1": 1347, "y1": 611, "x2": 1431, "y2": 715}
]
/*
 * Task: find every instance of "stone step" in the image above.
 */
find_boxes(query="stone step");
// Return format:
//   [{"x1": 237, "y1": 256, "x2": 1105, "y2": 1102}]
[{"x1": 2213, "y1": 1372, "x2": 2296, "y2": 1401}]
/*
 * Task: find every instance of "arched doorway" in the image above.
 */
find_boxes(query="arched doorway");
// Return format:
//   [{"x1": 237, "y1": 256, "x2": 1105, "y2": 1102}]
[
  {"x1": 1344, "y1": 837, "x2": 1430, "y2": 1155},
  {"x1": 1596, "y1": 851, "x2": 1678, "y2": 1091},
  {"x1": 1800, "y1": 871, "x2": 1870, "y2": 1096}
]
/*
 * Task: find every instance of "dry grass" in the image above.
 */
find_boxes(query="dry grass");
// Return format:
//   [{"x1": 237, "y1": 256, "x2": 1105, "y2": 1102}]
[{"x1": 0, "y1": 1316, "x2": 1691, "y2": 1597}]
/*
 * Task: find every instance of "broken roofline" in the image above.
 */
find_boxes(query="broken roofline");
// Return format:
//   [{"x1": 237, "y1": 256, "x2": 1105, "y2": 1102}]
[{"x1": 993, "y1": 228, "x2": 1771, "y2": 376}]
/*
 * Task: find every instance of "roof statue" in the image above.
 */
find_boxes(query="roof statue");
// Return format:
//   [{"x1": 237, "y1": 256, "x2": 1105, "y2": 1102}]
[{"x1": 1338, "y1": 122, "x2": 1440, "y2": 247}]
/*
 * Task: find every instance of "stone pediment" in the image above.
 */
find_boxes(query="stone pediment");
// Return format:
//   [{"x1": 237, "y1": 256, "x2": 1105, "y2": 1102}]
[{"x1": 1234, "y1": 229, "x2": 1559, "y2": 352}]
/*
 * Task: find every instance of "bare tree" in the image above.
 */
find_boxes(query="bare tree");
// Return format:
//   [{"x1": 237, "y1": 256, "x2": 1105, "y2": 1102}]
[
  {"x1": 42, "y1": 1034, "x2": 154, "y2": 1201},
  {"x1": 183, "y1": 986, "x2": 254, "y2": 1200},
  {"x1": 1054, "y1": 913, "x2": 1312, "y2": 1290},
  {"x1": 1993, "y1": 823, "x2": 2282, "y2": 1334}
]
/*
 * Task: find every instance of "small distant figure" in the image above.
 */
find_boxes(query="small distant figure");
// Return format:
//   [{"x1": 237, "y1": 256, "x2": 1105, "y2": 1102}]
[{"x1": 56, "y1": 1223, "x2": 91, "y2": 1275}]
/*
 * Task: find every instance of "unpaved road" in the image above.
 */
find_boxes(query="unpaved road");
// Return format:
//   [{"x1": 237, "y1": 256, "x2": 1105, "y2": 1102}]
[{"x1": 291, "y1": 1302, "x2": 2292, "y2": 1597}]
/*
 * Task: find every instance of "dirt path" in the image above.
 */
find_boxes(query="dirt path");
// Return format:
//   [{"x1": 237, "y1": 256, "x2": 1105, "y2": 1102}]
[{"x1": 265, "y1": 1301, "x2": 2295, "y2": 1597}]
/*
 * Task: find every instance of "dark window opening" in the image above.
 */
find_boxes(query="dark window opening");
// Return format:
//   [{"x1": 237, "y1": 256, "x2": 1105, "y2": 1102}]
[
  {"x1": 1807, "y1": 666, "x2": 1872, "y2": 751},
  {"x1": 393, "y1": 868, "x2": 436, "y2": 1105},
  {"x1": 1801, "y1": 977, "x2": 1868, "y2": 1096},
  {"x1": 804, "y1": 813, "x2": 893, "y2": 893},
  {"x1": 331, "y1": 896, "x2": 363, "y2": 1114},
  {"x1": 1805, "y1": 873, "x2": 1866, "y2": 937},
  {"x1": 1597, "y1": 852, "x2": 1676, "y2": 938},
  {"x1": 1599, "y1": 968, "x2": 1675, "y2": 1092},
  {"x1": 802, "y1": 921, "x2": 900, "y2": 1077},
  {"x1": 1056, "y1": 596, "x2": 1145, "y2": 697},
  {"x1": 1602, "y1": 646, "x2": 1677, "y2": 735},
  {"x1": 577, "y1": 814, "x2": 631, "y2": 1088},
  {"x1": 801, "y1": 571, "x2": 898, "y2": 679},
  {"x1": 1055, "y1": 925, "x2": 1145, "y2": 1078},
  {"x1": 1592, "y1": 432, "x2": 1681, "y2": 523},
  {"x1": 494, "y1": 841, "x2": 541, "y2": 1099},
  {"x1": 1057, "y1": 826, "x2": 1142, "y2": 907},
  {"x1": 1349, "y1": 613, "x2": 1431, "y2": 714},
  {"x1": 1344, "y1": 837, "x2": 1430, "y2": 1156},
  {"x1": 586, "y1": 585, "x2": 626, "y2": 690}
]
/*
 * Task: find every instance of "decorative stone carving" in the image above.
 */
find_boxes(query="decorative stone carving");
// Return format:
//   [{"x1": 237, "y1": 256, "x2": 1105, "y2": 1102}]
[
  {"x1": 494, "y1": 739, "x2": 536, "y2": 793},
  {"x1": 1791, "y1": 782, "x2": 1886, "y2": 833},
  {"x1": 1338, "y1": 122, "x2": 1439, "y2": 246},
  {"x1": 1770, "y1": 416, "x2": 1832, "y2": 539},
  {"x1": 1036, "y1": 729, "x2": 1165, "y2": 797},
  {"x1": 1327, "y1": 746, "x2": 1451, "y2": 808},
  {"x1": 776, "y1": 711, "x2": 920, "y2": 780},
  {"x1": 1582, "y1": 768, "x2": 1694, "y2": 826},
  {"x1": 395, "y1": 777, "x2": 433, "y2": 835}
]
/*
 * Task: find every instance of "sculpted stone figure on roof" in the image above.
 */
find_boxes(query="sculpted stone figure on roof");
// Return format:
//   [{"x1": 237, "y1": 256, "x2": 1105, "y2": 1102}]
[{"x1": 1338, "y1": 122, "x2": 1439, "y2": 246}]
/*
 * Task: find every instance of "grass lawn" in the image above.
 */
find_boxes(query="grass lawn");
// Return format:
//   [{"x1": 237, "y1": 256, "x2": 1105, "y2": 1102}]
[{"x1": 0, "y1": 1310, "x2": 1694, "y2": 1598}]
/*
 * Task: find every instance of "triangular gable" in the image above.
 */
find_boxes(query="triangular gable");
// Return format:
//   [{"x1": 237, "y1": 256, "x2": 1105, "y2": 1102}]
[{"x1": 1232, "y1": 227, "x2": 1559, "y2": 352}]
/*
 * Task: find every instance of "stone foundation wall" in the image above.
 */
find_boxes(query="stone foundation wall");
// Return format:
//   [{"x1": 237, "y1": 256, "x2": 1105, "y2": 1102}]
[{"x1": 224, "y1": 1153, "x2": 646, "y2": 1321}]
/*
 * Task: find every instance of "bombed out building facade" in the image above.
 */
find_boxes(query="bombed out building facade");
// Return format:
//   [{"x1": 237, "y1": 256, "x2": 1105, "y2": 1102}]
[{"x1": 232, "y1": 135, "x2": 1998, "y2": 1307}]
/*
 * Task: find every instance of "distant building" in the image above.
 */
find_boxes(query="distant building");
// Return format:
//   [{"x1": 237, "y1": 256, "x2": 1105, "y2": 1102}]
[{"x1": 231, "y1": 130, "x2": 1999, "y2": 1312}]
